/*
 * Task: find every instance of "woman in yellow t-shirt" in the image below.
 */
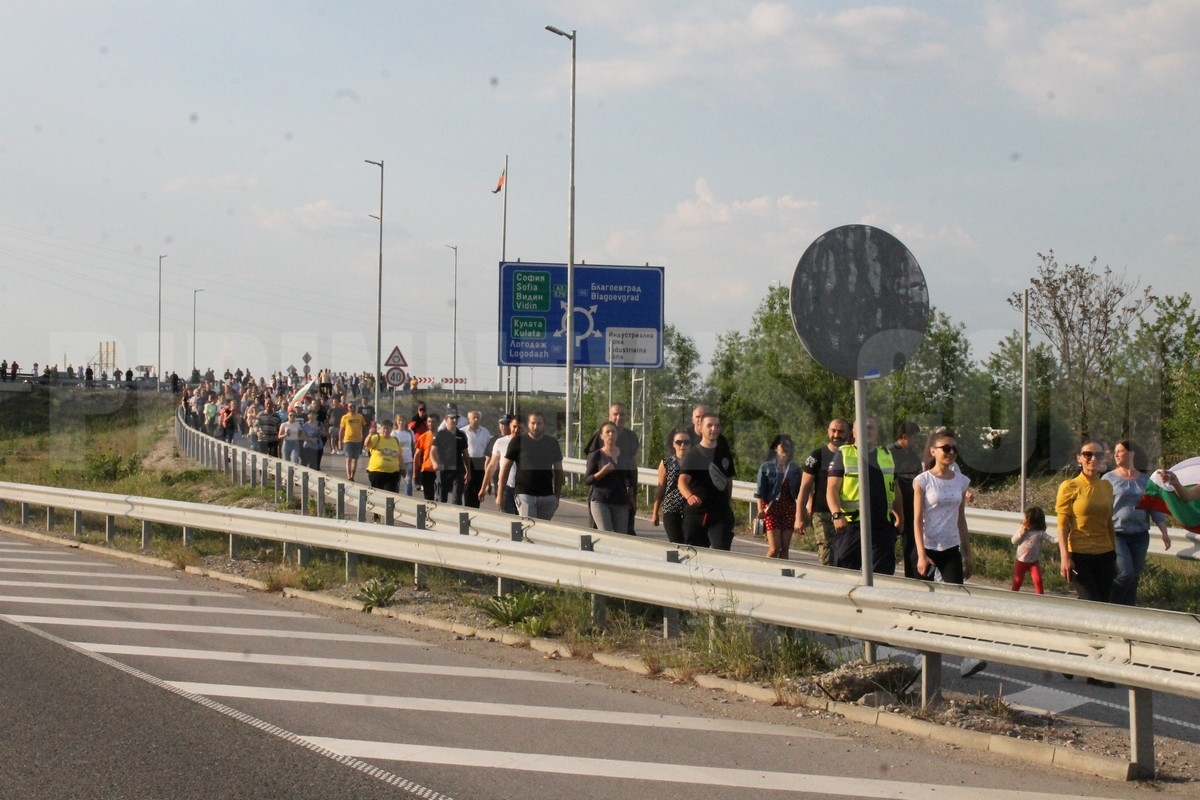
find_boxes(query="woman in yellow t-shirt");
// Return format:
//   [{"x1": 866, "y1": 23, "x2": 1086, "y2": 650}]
[
  {"x1": 1055, "y1": 439, "x2": 1116, "y2": 603},
  {"x1": 363, "y1": 419, "x2": 403, "y2": 493}
]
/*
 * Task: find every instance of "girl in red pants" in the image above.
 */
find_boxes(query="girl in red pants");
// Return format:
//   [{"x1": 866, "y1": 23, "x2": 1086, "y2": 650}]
[{"x1": 1012, "y1": 506, "x2": 1055, "y2": 593}]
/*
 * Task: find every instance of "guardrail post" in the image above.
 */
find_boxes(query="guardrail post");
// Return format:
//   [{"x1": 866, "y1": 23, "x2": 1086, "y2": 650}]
[
  {"x1": 45, "y1": 507, "x2": 55, "y2": 532},
  {"x1": 920, "y1": 652, "x2": 942, "y2": 707},
  {"x1": 251, "y1": 455, "x2": 259, "y2": 488},
  {"x1": 141, "y1": 520, "x2": 151, "y2": 550},
  {"x1": 105, "y1": 515, "x2": 116, "y2": 544},
  {"x1": 73, "y1": 510, "x2": 83, "y2": 538},
  {"x1": 286, "y1": 467, "x2": 296, "y2": 506},
  {"x1": 663, "y1": 550, "x2": 680, "y2": 638},
  {"x1": 416, "y1": 504, "x2": 427, "y2": 530},
  {"x1": 317, "y1": 477, "x2": 327, "y2": 517},
  {"x1": 357, "y1": 490, "x2": 368, "y2": 523},
  {"x1": 261, "y1": 457, "x2": 269, "y2": 489},
  {"x1": 223, "y1": 446, "x2": 232, "y2": 479},
  {"x1": 385, "y1": 497, "x2": 395, "y2": 526},
  {"x1": 497, "y1": 523, "x2": 524, "y2": 597},
  {"x1": 21, "y1": 502, "x2": 31, "y2": 525},
  {"x1": 1130, "y1": 687, "x2": 1155, "y2": 778},
  {"x1": 301, "y1": 473, "x2": 310, "y2": 516},
  {"x1": 182, "y1": 526, "x2": 193, "y2": 547},
  {"x1": 241, "y1": 452, "x2": 249, "y2": 485},
  {"x1": 274, "y1": 463, "x2": 282, "y2": 503},
  {"x1": 337, "y1": 484, "x2": 346, "y2": 520},
  {"x1": 459, "y1": 512, "x2": 470, "y2": 536},
  {"x1": 345, "y1": 551, "x2": 357, "y2": 582},
  {"x1": 579, "y1": 535, "x2": 606, "y2": 629}
]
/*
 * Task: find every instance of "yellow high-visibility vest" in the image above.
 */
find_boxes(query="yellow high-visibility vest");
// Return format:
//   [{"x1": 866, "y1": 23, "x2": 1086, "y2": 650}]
[{"x1": 838, "y1": 445, "x2": 896, "y2": 520}]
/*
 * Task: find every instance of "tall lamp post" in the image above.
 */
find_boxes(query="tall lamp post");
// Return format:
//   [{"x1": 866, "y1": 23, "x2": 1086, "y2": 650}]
[
  {"x1": 445, "y1": 244, "x2": 458, "y2": 397},
  {"x1": 192, "y1": 288, "x2": 204, "y2": 375},
  {"x1": 546, "y1": 24, "x2": 576, "y2": 456},
  {"x1": 365, "y1": 159, "x2": 384, "y2": 415},
  {"x1": 157, "y1": 254, "x2": 166, "y2": 390}
]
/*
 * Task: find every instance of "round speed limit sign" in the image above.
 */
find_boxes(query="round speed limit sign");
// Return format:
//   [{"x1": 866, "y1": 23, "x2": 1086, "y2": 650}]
[{"x1": 385, "y1": 367, "x2": 407, "y2": 388}]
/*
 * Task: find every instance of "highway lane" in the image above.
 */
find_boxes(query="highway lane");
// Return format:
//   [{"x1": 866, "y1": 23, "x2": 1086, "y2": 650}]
[
  {"x1": 0, "y1": 531, "x2": 1165, "y2": 799},
  {"x1": 188, "y1": 435, "x2": 1200, "y2": 760}
]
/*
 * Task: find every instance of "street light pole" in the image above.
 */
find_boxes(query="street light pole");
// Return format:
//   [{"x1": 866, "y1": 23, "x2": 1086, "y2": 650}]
[
  {"x1": 365, "y1": 159, "x2": 384, "y2": 415},
  {"x1": 192, "y1": 288, "x2": 204, "y2": 375},
  {"x1": 546, "y1": 24, "x2": 576, "y2": 457},
  {"x1": 157, "y1": 254, "x2": 166, "y2": 390},
  {"x1": 445, "y1": 244, "x2": 458, "y2": 397}
]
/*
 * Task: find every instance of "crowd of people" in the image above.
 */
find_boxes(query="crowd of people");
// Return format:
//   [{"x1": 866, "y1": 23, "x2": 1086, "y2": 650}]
[{"x1": 181, "y1": 374, "x2": 1190, "y2": 624}]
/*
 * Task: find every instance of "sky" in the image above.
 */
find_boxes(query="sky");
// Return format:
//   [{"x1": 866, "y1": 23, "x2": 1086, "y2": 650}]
[{"x1": 2, "y1": 1, "x2": 1198, "y2": 391}]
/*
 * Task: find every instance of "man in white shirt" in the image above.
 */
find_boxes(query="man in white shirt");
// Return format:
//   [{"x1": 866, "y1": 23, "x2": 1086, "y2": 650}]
[
  {"x1": 479, "y1": 415, "x2": 518, "y2": 514},
  {"x1": 463, "y1": 410, "x2": 490, "y2": 509}
]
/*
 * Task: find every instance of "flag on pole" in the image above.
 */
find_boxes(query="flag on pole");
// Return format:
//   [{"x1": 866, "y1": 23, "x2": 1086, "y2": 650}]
[
  {"x1": 1140, "y1": 456, "x2": 1200, "y2": 533},
  {"x1": 492, "y1": 166, "x2": 506, "y2": 194}
]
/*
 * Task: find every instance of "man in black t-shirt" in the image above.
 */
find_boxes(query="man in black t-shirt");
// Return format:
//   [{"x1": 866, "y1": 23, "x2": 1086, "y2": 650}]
[
  {"x1": 678, "y1": 412, "x2": 736, "y2": 549},
  {"x1": 795, "y1": 418, "x2": 851, "y2": 566},
  {"x1": 498, "y1": 411, "x2": 564, "y2": 520}
]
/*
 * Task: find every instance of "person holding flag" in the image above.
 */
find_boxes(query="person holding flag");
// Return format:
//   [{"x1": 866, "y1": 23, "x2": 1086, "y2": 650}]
[{"x1": 1148, "y1": 459, "x2": 1200, "y2": 533}]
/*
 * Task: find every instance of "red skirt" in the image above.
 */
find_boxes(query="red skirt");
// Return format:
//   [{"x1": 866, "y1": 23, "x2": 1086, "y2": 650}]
[{"x1": 764, "y1": 485, "x2": 797, "y2": 532}]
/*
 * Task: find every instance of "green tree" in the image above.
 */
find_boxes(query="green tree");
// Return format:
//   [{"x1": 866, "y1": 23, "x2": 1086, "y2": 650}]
[
  {"x1": 1127, "y1": 293, "x2": 1200, "y2": 462},
  {"x1": 867, "y1": 308, "x2": 972, "y2": 434}
]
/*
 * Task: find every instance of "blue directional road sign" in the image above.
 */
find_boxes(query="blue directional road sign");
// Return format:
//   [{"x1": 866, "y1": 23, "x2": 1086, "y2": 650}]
[{"x1": 498, "y1": 262, "x2": 665, "y2": 368}]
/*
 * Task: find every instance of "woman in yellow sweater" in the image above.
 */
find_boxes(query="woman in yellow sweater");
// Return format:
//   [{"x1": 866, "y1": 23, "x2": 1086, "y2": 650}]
[{"x1": 1055, "y1": 439, "x2": 1116, "y2": 603}]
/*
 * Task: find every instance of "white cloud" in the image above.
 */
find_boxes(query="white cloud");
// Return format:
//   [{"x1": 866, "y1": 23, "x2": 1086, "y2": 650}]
[
  {"x1": 986, "y1": 1, "x2": 1200, "y2": 119},
  {"x1": 256, "y1": 200, "x2": 357, "y2": 231}
]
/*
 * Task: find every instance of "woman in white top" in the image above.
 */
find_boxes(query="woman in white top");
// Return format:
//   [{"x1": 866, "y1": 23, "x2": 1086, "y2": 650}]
[{"x1": 913, "y1": 430, "x2": 974, "y2": 584}]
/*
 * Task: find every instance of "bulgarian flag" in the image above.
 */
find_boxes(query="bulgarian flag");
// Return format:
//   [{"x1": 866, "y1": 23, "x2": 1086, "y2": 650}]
[
  {"x1": 1140, "y1": 457, "x2": 1200, "y2": 534},
  {"x1": 492, "y1": 166, "x2": 506, "y2": 194}
]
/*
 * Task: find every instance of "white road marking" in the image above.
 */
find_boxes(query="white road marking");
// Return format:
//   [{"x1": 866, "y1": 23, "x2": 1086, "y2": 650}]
[
  {"x1": 171, "y1": 682, "x2": 835, "y2": 738},
  {"x1": 76, "y1": 642, "x2": 585, "y2": 683},
  {"x1": 0, "y1": 596, "x2": 310, "y2": 616},
  {"x1": 0, "y1": 580, "x2": 227, "y2": 596},
  {"x1": 0, "y1": 556, "x2": 119, "y2": 566},
  {"x1": 6, "y1": 616, "x2": 423, "y2": 644},
  {"x1": 0, "y1": 567, "x2": 175, "y2": 580},
  {"x1": 1005, "y1": 686, "x2": 1088, "y2": 715},
  {"x1": 300, "y1": 738, "x2": 1122, "y2": 799}
]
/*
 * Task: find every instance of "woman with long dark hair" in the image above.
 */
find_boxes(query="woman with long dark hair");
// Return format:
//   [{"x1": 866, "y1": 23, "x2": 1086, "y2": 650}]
[
  {"x1": 754, "y1": 434, "x2": 801, "y2": 559},
  {"x1": 1056, "y1": 438, "x2": 1117, "y2": 602},
  {"x1": 651, "y1": 429, "x2": 690, "y2": 544},
  {"x1": 913, "y1": 429, "x2": 974, "y2": 583}
]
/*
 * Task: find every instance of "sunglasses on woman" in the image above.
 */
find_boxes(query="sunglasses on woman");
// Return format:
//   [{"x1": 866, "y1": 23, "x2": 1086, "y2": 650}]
[{"x1": 673, "y1": 439, "x2": 691, "y2": 447}]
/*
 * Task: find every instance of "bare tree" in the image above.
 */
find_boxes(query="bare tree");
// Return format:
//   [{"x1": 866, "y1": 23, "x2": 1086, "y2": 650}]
[{"x1": 1008, "y1": 250, "x2": 1153, "y2": 439}]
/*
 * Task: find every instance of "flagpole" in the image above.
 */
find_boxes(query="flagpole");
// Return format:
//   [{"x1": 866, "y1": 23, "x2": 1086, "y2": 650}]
[{"x1": 500, "y1": 154, "x2": 508, "y2": 400}]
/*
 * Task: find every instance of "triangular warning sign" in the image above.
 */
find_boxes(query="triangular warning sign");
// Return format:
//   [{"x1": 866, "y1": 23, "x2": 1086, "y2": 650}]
[{"x1": 384, "y1": 346, "x2": 408, "y2": 368}]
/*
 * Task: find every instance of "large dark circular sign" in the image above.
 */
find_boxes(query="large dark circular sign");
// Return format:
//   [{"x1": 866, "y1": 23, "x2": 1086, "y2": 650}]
[{"x1": 789, "y1": 225, "x2": 929, "y2": 381}]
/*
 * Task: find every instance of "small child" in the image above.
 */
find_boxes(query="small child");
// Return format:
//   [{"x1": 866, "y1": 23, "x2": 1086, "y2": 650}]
[{"x1": 1011, "y1": 506, "x2": 1055, "y2": 594}]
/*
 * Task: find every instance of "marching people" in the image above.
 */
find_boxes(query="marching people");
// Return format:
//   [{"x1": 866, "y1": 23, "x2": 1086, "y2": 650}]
[
  {"x1": 826, "y1": 417, "x2": 904, "y2": 574},
  {"x1": 585, "y1": 421, "x2": 633, "y2": 533},
  {"x1": 1012, "y1": 506, "x2": 1056, "y2": 594},
  {"x1": 795, "y1": 419, "x2": 852, "y2": 566},
  {"x1": 679, "y1": 411, "x2": 736, "y2": 550},
  {"x1": 754, "y1": 434, "x2": 801, "y2": 559},
  {"x1": 1104, "y1": 440, "x2": 1170, "y2": 605},
  {"x1": 912, "y1": 429, "x2": 974, "y2": 583},
  {"x1": 651, "y1": 429, "x2": 690, "y2": 544}
]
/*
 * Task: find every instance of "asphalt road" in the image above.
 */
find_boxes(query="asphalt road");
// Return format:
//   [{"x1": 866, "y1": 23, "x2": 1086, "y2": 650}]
[{"x1": 0, "y1": 530, "x2": 1179, "y2": 800}]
